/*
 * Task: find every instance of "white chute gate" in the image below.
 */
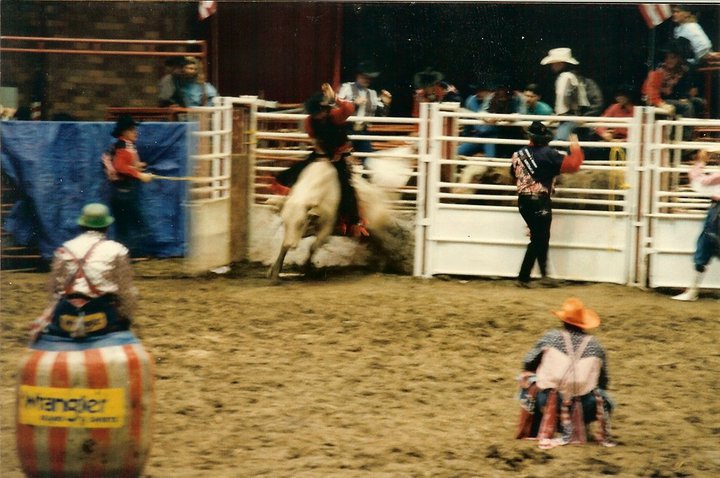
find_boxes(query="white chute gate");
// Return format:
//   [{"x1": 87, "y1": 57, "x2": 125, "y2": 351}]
[{"x1": 199, "y1": 98, "x2": 718, "y2": 290}]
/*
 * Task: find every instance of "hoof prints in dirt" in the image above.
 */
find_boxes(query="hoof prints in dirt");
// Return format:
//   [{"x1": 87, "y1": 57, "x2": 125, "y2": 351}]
[{"x1": 485, "y1": 444, "x2": 552, "y2": 470}]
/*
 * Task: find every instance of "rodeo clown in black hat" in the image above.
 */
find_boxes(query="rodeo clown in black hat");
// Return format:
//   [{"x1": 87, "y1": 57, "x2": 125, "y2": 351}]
[
  {"x1": 108, "y1": 115, "x2": 153, "y2": 258},
  {"x1": 510, "y1": 122, "x2": 585, "y2": 288}
]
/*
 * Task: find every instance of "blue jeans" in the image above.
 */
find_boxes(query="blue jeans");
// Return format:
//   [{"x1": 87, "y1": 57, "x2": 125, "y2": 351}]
[
  {"x1": 694, "y1": 201, "x2": 720, "y2": 272},
  {"x1": 110, "y1": 182, "x2": 147, "y2": 257},
  {"x1": 554, "y1": 121, "x2": 577, "y2": 141}
]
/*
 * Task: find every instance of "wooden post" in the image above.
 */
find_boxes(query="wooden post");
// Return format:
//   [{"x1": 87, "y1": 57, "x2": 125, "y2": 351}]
[{"x1": 230, "y1": 105, "x2": 250, "y2": 262}]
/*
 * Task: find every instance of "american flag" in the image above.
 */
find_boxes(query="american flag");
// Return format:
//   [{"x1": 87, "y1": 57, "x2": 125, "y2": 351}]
[
  {"x1": 638, "y1": 4, "x2": 672, "y2": 29},
  {"x1": 198, "y1": 1, "x2": 217, "y2": 21}
]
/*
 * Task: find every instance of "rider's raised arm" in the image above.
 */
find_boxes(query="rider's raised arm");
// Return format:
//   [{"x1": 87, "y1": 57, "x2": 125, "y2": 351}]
[{"x1": 330, "y1": 98, "x2": 355, "y2": 125}]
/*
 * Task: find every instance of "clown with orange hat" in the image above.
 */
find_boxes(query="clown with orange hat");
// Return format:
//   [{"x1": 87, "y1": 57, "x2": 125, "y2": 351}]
[{"x1": 515, "y1": 298, "x2": 615, "y2": 449}]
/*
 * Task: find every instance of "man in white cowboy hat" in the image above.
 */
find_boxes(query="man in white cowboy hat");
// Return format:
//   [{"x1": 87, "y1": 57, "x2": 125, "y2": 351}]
[
  {"x1": 516, "y1": 297, "x2": 615, "y2": 449},
  {"x1": 672, "y1": 149, "x2": 720, "y2": 301},
  {"x1": 540, "y1": 47, "x2": 603, "y2": 141},
  {"x1": 338, "y1": 60, "x2": 392, "y2": 159},
  {"x1": 31, "y1": 203, "x2": 139, "y2": 341}
]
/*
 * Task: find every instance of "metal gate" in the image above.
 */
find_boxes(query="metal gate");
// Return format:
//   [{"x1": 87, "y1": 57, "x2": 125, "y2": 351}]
[
  {"x1": 641, "y1": 112, "x2": 720, "y2": 289},
  {"x1": 417, "y1": 104, "x2": 644, "y2": 284},
  {"x1": 184, "y1": 97, "x2": 235, "y2": 272}
]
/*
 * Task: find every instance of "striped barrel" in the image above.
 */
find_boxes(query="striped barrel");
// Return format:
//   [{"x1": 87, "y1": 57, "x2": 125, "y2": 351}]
[{"x1": 16, "y1": 331, "x2": 154, "y2": 478}]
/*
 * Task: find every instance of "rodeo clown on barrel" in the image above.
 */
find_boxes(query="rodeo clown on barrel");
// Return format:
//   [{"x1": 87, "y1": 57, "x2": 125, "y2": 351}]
[
  {"x1": 18, "y1": 203, "x2": 153, "y2": 478},
  {"x1": 31, "y1": 203, "x2": 137, "y2": 340}
]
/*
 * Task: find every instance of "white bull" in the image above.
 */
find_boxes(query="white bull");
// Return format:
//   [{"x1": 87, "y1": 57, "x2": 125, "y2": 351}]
[{"x1": 267, "y1": 159, "x2": 394, "y2": 282}]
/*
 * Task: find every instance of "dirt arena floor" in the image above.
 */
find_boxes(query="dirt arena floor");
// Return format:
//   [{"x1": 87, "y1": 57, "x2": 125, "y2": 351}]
[{"x1": 1, "y1": 261, "x2": 719, "y2": 477}]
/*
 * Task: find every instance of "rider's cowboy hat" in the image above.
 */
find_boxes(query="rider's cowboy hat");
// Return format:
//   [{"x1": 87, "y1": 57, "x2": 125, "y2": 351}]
[
  {"x1": 540, "y1": 47, "x2": 579, "y2": 65},
  {"x1": 111, "y1": 115, "x2": 140, "y2": 138},
  {"x1": 77, "y1": 203, "x2": 115, "y2": 229},
  {"x1": 304, "y1": 92, "x2": 332, "y2": 116},
  {"x1": 552, "y1": 297, "x2": 600, "y2": 330}
]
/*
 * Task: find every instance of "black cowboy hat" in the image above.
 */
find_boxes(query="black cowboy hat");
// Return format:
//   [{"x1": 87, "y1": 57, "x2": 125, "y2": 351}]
[
  {"x1": 527, "y1": 121, "x2": 553, "y2": 144},
  {"x1": 659, "y1": 39, "x2": 690, "y2": 56},
  {"x1": 413, "y1": 67, "x2": 444, "y2": 89},
  {"x1": 111, "y1": 115, "x2": 140, "y2": 138},
  {"x1": 659, "y1": 38, "x2": 693, "y2": 63},
  {"x1": 356, "y1": 60, "x2": 380, "y2": 78},
  {"x1": 304, "y1": 92, "x2": 331, "y2": 116}
]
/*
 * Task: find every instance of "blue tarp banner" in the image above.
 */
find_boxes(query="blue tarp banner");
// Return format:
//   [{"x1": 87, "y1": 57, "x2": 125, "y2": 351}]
[{"x1": 1, "y1": 121, "x2": 194, "y2": 259}]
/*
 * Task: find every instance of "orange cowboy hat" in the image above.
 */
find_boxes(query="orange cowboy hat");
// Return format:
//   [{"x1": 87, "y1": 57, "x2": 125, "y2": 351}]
[{"x1": 552, "y1": 297, "x2": 600, "y2": 330}]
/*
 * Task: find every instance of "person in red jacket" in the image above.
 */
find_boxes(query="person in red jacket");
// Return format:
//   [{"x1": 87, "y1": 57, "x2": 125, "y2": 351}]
[
  {"x1": 108, "y1": 115, "x2": 153, "y2": 257},
  {"x1": 595, "y1": 85, "x2": 636, "y2": 142},
  {"x1": 510, "y1": 121, "x2": 585, "y2": 288},
  {"x1": 273, "y1": 83, "x2": 366, "y2": 235}
]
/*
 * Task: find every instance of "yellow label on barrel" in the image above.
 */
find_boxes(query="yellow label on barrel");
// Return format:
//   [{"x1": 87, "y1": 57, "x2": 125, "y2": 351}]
[
  {"x1": 18, "y1": 385, "x2": 125, "y2": 428},
  {"x1": 59, "y1": 313, "x2": 108, "y2": 333}
]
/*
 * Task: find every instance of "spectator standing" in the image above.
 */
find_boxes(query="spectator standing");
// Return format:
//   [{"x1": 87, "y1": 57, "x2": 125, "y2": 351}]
[
  {"x1": 108, "y1": 115, "x2": 153, "y2": 257},
  {"x1": 510, "y1": 121, "x2": 585, "y2": 287},
  {"x1": 541, "y1": 48, "x2": 603, "y2": 140},
  {"x1": 672, "y1": 149, "x2": 720, "y2": 301},
  {"x1": 671, "y1": 5, "x2": 715, "y2": 66},
  {"x1": 338, "y1": 61, "x2": 392, "y2": 159}
]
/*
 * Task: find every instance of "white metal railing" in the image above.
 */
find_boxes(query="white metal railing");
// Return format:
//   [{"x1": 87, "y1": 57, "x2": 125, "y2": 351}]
[
  {"x1": 641, "y1": 112, "x2": 720, "y2": 288},
  {"x1": 230, "y1": 97, "x2": 719, "y2": 288},
  {"x1": 252, "y1": 108, "x2": 425, "y2": 210},
  {"x1": 415, "y1": 103, "x2": 644, "y2": 283}
]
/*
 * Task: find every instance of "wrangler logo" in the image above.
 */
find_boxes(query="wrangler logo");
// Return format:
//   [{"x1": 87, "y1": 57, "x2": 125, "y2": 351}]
[
  {"x1": 59, "y1": 313, "x2": 108, "y2": 333},
  {"x1": 18, "y1": 385, "x2": 125, "y2": 428}
]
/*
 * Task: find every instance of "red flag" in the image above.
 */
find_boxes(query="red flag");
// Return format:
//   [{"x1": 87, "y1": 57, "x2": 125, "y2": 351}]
[
  {"x1": 198, "y1": 1, "x2": 217, "y2": 21},
  {"x1": 639, "y1": 4, "x2": 672, "y2": 28}
]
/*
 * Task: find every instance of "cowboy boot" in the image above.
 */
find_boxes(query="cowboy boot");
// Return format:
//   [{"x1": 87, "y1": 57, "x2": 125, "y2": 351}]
[
  {"x1": 671, "y1": 272, "x2": 702, "y2": 301},
  {"x1": 269, "y1": 179, "x2": 291, "y2": 196}
]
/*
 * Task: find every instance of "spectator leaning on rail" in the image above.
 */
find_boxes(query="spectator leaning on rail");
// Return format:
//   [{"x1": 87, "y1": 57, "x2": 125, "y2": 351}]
[
  {"x1": 30, "y1": 203, "x2": 138, "y2": 342},
  {"x1": 672, "y1": 149, "x2": 720, "y2": 301},
  {"x1": 157, "y1": 56, "x2": 187, "y2": 107},
  {"x1": 161, "y1": 56, "x2": 218, "y2": 107},
  {"x1": 518, "y1": 83, "x2": 554, "y2": 116},
  {"x1": 458, "y1": 78, "x2": 524, "y2": 159},
  {"x1": 594, "y1": 84, "x2": 636, "y2": 142},
  {"x1": 271, "y1": 83, "x2": 367, "y2": 237},
  {"x1": 515, "y1": 297, "x2": 615, "y2": 450},
  {"x1": 642, "y1": 40, "x2": 703, "y2": 119},
  {"x1": 338, "y1": 60, "x2": 392, "y2": 159},
  {"x1": 108, "y1": 115, "x2": 153, "y2": 258},
  {"x1": 510, "y1": 121, "x2": 584, "y2": 288}
]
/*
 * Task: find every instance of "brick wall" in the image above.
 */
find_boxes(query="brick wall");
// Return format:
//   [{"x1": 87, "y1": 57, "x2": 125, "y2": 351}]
[{"x1": 1, "y1": 1, "x2": 201, "y2": 120}]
